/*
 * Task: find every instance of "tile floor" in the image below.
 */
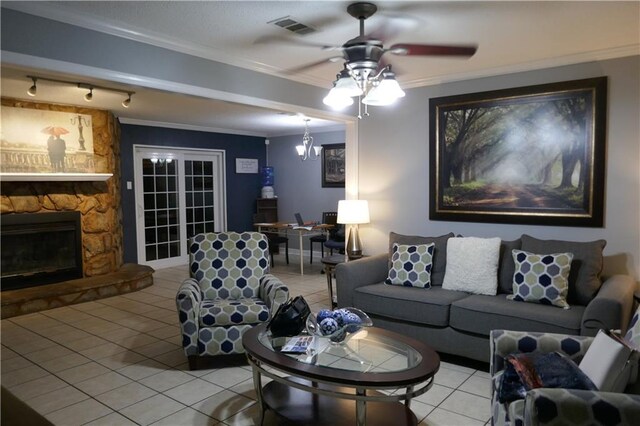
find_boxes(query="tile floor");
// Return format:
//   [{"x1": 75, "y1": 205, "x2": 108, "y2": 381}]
[{"x1": 1, "y1": 255, "x2": 492, "y2": 425}]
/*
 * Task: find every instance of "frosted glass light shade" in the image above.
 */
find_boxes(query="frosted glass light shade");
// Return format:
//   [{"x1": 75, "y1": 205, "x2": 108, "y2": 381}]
[
  {"x1": 295, "y1": 145, "x2": 305, "y2": 157},
  {"x1": 362, "y1": 77, "x2": 405, "y2": 106},
  {"x1": 337, "y1": 200, "x2": 370, "y2": 224},
  {"x1": 334, "y1": 74, "x2": 363, "y2": 97}
]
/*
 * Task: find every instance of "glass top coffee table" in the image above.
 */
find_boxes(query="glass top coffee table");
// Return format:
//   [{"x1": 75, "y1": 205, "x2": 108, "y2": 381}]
[{"x1": 242, "y1": 324, "x2": 440, "y2": 426}]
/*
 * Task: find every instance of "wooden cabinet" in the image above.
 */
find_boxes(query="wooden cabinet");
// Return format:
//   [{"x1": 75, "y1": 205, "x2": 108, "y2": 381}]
[{"x1": 256, "y1": 198, "x2": 278, "y2": 223}]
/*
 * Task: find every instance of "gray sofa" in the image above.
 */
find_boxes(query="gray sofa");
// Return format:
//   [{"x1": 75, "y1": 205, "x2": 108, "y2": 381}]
[{"x1": 336, "y1": 232, "x2": 636, "y2": 362}]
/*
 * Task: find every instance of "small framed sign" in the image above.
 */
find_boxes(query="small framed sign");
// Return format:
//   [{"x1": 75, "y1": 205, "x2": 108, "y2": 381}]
[{"x1": 235, "y1": 158, "x2": 259, "y2": 174}]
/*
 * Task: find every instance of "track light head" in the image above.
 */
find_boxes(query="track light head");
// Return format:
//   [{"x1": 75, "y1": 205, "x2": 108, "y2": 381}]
[
  {"x1": 84, "y1": 88, "x2": 93, "y2": 102},
  {"x1": 27, "y1": 77, "x2": 37, "y2": 97},
  {"x1": 122, "y1": 93, "x2": 132, "y2": 108}
]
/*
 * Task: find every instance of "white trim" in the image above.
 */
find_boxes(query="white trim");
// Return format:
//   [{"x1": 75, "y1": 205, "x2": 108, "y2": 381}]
[
  {"x1": 0, "y1": 173, "x2": 112, "y2": 182},
  {"x1": 119, "y1": 117, "x2": 268, "y2": 138}
]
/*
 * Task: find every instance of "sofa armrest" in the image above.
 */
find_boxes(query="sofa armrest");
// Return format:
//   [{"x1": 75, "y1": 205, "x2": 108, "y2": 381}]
[
  {"x1": 581, "y1": 275, "x2": 636, "y2": 336},
  {"x1": 176, "y1": 278, "x2": 202, "y2": 356},
  {"x1": 335, "y1": 253, "x2": 388, "y2": 308},
  {"x1": 259, "y1": 274, "x2": 289, "y2": 314},
  {"x1": 524, "y1": 388, "x2": 640, "y2": 426},
  {"x1": 489, "y1": 330, "x2": 594, "y2": 377}
]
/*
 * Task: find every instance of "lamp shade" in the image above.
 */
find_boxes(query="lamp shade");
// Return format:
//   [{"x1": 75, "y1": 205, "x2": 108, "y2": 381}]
[{"x1": 337, "y1": 200, "x2": 370, "y2": 224}]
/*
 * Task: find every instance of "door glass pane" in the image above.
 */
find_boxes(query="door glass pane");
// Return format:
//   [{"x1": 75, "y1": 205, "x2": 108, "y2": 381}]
[
  {"x1": 141, "y1": 157, "x2": 180, "y2": 262},
  {"x1": 184, "y1": 159, "x2": 216, "y2": 246}
]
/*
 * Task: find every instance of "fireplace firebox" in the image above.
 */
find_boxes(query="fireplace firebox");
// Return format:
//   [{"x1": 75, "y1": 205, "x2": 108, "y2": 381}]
[{"x1": 1, "y1": 212, "x2": 83, "y2": 291}]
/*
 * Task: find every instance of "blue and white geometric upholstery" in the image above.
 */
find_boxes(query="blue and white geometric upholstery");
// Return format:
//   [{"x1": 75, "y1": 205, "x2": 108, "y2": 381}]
[
  {"x1": 490, "y1": 328, "x2": 640, "y2": 426},
  {"x1": 176, "y1": 232, "x2": 289, "y2": 366}
]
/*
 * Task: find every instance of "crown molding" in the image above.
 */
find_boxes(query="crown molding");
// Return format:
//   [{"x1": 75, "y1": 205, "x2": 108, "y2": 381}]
[{"x1": 118, "y1": 117, "x2": 268, "y2": 138}]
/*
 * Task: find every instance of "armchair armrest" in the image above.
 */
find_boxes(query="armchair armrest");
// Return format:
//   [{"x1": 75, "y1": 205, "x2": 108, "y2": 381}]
[
  {"x1": 581, "y1": 274, "x2": 636, "y2": 336},
  {"x1": 176, "y1": 278, "x2": 202, "y2": 356},
  {"x1": 259, "y1": 274, "x2": 289, "y2": 314},
  {"x1": 524, "y1": 388, "x2": 640, "y2": 426},
  {"x1": 335, "y1": 253, "x2": 388, "y2": 308}
]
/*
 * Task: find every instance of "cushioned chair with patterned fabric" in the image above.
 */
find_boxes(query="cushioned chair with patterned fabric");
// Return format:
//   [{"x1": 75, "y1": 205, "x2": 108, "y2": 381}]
[
  {"x1": 490, "y1": 304, "x2": 640, "y2": 426},
  {"x1": 176, "y1": 232, "x2": 289, "y2": 369}
]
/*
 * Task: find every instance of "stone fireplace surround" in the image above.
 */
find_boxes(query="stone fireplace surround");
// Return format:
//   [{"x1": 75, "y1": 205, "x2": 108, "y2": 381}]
[{"x1": 1, "y1": 98, "x2": 153, "y2": 318}]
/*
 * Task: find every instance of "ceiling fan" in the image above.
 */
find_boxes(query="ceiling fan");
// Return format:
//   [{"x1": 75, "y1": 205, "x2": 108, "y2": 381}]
[{"x1": 262, "y1": 2, "x2": 477, "y2": 117}]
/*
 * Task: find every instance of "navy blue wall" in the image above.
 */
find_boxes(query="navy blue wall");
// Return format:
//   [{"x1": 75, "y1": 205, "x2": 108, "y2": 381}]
[{"x1": 120, "y1": 124, "x2": 266, "y2": 263}]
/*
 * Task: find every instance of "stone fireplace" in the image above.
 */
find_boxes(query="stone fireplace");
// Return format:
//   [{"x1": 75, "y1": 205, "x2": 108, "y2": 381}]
[{"x1": 1, "y1": 98, "x2": 152, "y2": 318}]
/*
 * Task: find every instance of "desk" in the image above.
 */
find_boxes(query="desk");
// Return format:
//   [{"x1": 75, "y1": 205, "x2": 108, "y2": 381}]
[{"x1": 255, "y1": 223, "x2": 331, "y2": 275}]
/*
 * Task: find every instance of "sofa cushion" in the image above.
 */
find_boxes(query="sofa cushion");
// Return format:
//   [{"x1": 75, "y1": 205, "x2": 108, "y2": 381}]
[
  {"x1": 386, "y1": 243, "x2": 435, "y2": 288},
  {"x1": 520, "y1": 235, "x2": 605, "y2": 305},
  {"x1": 389, "y1": 232, "x2": 454, "y2": 286},
  {"x1": 508, "y1": 250, "x2": 573, "y2": 309},
  {"x1": 498, "y1": 239, "x2": 521, "y2": 294},
  {"x1": 199, "y1": 297, "x2": 270, "y2": 327},
  {"x1": 443, "y1": 237, "x2": 501, "y2": 296},
  {"x1": 450, "y1": 294, "x2": 585, "y2": 336},
  {"x1": 353, "y1": 283, "x2": 470, "y2": 327}
]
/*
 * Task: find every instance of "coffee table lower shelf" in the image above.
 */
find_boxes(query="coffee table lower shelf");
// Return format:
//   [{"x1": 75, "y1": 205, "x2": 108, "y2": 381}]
[{"x1": 261, "y1": 376, "x2": 418, "y2": 426}]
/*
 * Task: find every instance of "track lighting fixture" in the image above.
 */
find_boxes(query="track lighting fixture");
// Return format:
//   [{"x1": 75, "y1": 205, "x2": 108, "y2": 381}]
[
  {"x1": 27, "y1": 77, "x2": 37, "y2": 97},
  {"x1": 26, "y1": 75, "x2": 135, "y2": 108}
]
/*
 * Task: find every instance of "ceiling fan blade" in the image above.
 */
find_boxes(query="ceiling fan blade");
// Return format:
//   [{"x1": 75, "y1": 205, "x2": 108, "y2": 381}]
[
  {"x1": 389, "y1": 43, "x2": 477, "y2": 57},
  {"x1": 282, "y1": 56, "x2": 344, "y2": 75},
  {"x1": 366, "y1": 13, "x2": 422, "y2": 43},
  {"x1": 253, "y1": 35, "x2": 342, "y2": 51}
]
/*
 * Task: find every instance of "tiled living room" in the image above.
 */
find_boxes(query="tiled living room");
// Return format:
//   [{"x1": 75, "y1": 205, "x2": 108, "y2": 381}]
[{"x1": 1, "y1": 256, "x2": 492, "y2": 426}]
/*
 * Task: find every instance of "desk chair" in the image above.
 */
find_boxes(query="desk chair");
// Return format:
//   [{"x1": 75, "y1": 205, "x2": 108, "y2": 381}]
[
  {"x1": 324, "y1": 222, "x2": 345, "y2": 255},
  {"x1": 253, "y1": 213, "x2": 289, "y2": 267},
  {"x1": 309, "y1": 211, "x2": 337, "y2": 264}
]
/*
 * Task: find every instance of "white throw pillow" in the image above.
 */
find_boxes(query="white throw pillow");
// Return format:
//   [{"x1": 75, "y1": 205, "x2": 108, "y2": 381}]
[{"x1": 442, "y1": 237, "x2": 501, "y2": 295}]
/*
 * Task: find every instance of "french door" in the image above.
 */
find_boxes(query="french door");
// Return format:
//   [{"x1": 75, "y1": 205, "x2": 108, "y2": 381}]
[{"x1": 134, "y1": 146, "x2": 226, "y2": 269}]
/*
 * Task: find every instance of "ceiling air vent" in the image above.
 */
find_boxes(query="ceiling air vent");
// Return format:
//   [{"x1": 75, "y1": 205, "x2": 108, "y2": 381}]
[{"x1": 268, "y1": 16, "x2": 316, "y2": 35}]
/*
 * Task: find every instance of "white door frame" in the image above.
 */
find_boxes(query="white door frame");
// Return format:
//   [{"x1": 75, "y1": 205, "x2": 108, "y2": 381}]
[{"x1": 133, "y1": 145, "x2": 227, "y2": 269}]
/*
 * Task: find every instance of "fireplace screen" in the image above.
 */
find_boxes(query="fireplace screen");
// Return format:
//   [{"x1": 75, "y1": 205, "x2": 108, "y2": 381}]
[{"x1": 1, "y1": 212, "x2": 83, "y2": 290}]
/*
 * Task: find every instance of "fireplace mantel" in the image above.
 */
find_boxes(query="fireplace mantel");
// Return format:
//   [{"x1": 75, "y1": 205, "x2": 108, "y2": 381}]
[{"x1": 1, "y1": 173, "x2": 112, "y2": 182}]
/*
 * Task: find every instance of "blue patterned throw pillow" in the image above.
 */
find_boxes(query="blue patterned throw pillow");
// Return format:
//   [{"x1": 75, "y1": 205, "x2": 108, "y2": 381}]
[
  {"x1": 385, "y1": 243, "x2": 435, "y2": 288},
  {"x1": 508, "y1": 250, "x2": 573, "y2": 309}
]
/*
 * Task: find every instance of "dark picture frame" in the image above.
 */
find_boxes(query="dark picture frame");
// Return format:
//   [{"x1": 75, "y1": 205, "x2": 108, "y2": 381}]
[
  {"x1": 322, "y1": 143, "x2": 345, "y2": 188},
  {"x1": 429, "y1": 77, "x2": 607, "y2": 227}
]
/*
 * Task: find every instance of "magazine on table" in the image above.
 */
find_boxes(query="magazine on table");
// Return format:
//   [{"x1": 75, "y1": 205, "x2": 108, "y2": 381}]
[{"x1": 281, "y1": 335, "x2": 315, "y2": 353}]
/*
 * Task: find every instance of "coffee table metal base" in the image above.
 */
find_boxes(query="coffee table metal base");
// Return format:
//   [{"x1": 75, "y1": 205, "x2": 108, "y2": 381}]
[{"x1": 261, "y1": 377, "x2": 417, "y2": 426}]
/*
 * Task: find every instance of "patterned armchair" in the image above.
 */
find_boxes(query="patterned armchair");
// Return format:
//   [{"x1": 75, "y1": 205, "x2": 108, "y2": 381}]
[
  {"x1": 490, "y1": 305, "x2": 640, "y2": 426},
  {"x1": 176, "y1": 232, "x2": 289, "y2": 369}
]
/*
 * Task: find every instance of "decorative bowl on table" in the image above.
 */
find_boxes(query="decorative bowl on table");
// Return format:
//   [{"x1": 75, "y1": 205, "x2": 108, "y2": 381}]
[{"x1": 306, "y1": 307, "x2": 372, "y2": 343}]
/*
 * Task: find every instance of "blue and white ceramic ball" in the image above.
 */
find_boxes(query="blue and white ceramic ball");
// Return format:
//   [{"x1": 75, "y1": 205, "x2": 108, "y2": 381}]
[
  {"x1": 319, "y1": 317, "x2": 339, "y2": 335},
  {"x1": 343, "y1": 312, "x2": 362, "y2": 332},
  {"x1": 316, "y1": 309, "x2": 333, "y2": 323},
  {"x1": 332, "y1": 309, "x2": 351, "y2": 326}
]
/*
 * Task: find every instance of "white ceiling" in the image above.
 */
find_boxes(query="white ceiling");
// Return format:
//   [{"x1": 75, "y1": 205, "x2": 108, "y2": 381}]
[{"x1": 2, "y1": 1, "x2": 639, "y2": 136}]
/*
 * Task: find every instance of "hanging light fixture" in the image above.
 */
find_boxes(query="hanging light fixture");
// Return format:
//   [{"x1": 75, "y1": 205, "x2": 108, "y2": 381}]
[
  {"x1": 295, "y1": 119, "x2": 322, "y2": 161},
  {"x1": 26, "y1": 75, "x2": 135, "y2": 108}
]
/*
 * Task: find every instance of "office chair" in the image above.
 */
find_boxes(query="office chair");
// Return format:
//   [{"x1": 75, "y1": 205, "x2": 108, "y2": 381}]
[
  {"x1": 253, "y1": 213, "x2": 289, "y2": 267},
  {"x1": 309, "y1": 211, "x2": 337, "y2": 264}
]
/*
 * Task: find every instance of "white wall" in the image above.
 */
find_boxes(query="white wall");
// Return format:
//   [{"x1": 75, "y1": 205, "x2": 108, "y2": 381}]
[{"x1": 358, "y1": 56, "x2": 640, "y2": 280}]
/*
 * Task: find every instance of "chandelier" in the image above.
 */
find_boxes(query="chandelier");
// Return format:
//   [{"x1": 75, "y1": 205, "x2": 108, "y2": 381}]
[
  {"x1": 323, "y1": 64, "x2": 405, "y2": 119},
  {"x1": 295, "y1": 119, "x2": 322, "y2": 161}
]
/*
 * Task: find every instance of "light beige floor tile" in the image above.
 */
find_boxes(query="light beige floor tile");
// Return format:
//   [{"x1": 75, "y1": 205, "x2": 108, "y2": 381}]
[
  {"x1": 132, "y1": 339, "x2": 180, "y2": 357},
  {"x1": 1, "y1": 355, "x2": 33, "y2": 373},
  {"x1": 26, "y1": 385, "x2": 89, "y2": 415},
  {"x1": 95, "y1": 382, "x2": 158, "y2": 411},
  {"x1": 62, "y1": 335, "x2": 111, "y2": 351},
  {"x1": 220, "y1": 402, "x2": 265, "y2": 426},
  {"x1": 119, "y1": 393, "x2": 186, "y2": 425},
  {"x1": 116, "y1": 333, "x2": 160, "y2": 349},
  {"x1": 145, "y1": 324, "x2": 181, "y2": 339},
  {"x1": 0, "y1": 346, "x2": 20, "y2": 360},
  {"x1": 3, "y1": 364, "x2": 49, "y2": 387},
  {"x1": 100, "y1": 327, "x2": 142, "y2": 343},
  {"x1": 9, "y1": 338, "x2": 58, "y2": 354},
  {"x1": 473, "y1": 370, "x2": 492, "y2": 379},
  {"x1": 7, "y1": 374, "x2": 67, "y2": 400},
  {"x1": 422, "y1": 408, "x2": 486, "y2": 426},
  {"x1": 55, "y1": 361, "x2": 111, "y2": 384},
  {"x1": 154, "y1": 347, "x2": 188, "y2": 367},
  {"x1": 414, "y1": 383, "x2": 455, "y2": 407},
  {"x1": 151, "y1": 407, "x2": 218, "y2": 425},
  {"x1": 85, "y1": 411, "x2": 139, "y2": 425},
  {"x1": 45, "y1": 398, "x2": 113, "y2": 425},
  {"x1": 434, "y1": 366, "x2": 472, "y2": 389},
  {"x1": 95, "y1": 349, "x2": 147, "y2": 369},
  {"x1": 440, "y1": 360, "x2": 477, "y2": 375},
  {"x1": 192, "y1": 390, "x2": 255, "y2": 421},
  {"x1": 410, "y1": 400, "x2": 436, "y2": 422},
  {"x1": 228, "y1": 378, "x2": 259, "y2": 400},
  {"x1": 139, "y1": 369, "x2": 195, "y2": 392},
  {"x1": 200, "y1": 366, "x2": 253, "y2": 389},
  {"x1": 117, "y1": 358, "x2": 167, "y2": 380},
  {"x1": 79, "y1": 341, "x2": 128, "y2": 359},
  {"x1": 38, "y1": 352, "x2": 91, "y2": 373},
  {"x1": 163, "y1": 378, "x2": 224, "y2": 405},
  {"x1": 459, "y1": 375, "x2": 492, "y2": 398},
  {"x1": 439, "y1": 390, "x2": 491, "y2": 422},
  {"x1": 23, "y1": 344, "x2": 75, "y2": 363},
  {"x1": 50, "y1": 329, "x2": 93, "y2": 343},
  {"x1": 75, "y1": 371, "x2": 133, "y2": 396}
]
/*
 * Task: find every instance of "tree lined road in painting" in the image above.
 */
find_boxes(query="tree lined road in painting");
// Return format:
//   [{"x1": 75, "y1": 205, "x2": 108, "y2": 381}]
[{"x1": 440, "y1": 93, "x2": 591, "y2": 211}]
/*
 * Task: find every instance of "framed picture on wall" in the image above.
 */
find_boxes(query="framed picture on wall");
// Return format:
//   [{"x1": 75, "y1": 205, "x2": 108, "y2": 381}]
[
  {"x1": 322, "y1": 143, "x2": 345, "y2": 188},
  {"x1": 429, "y1": 77, "x2": 607, "y2": 227}
]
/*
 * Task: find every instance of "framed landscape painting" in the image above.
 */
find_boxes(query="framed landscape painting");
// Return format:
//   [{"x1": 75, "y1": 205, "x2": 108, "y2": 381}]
[
  {"x1": 322, "y1": 143, "x2": 345, "y2": 188},
  {"x1": 429, "y1": 77, "x2": 607, "y2": 227}
]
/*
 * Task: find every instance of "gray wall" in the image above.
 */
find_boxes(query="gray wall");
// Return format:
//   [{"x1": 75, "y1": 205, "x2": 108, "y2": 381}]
[
  {"x1": 268, "y1": 130, "x2": 346, "y2": 251},
  {"x1": 358, "y1": 55, "x2": 640, "y2": 280}
]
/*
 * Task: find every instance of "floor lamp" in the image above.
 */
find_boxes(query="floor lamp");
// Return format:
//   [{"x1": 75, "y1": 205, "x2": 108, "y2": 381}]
[{"x1": 337, "y1": 200, "x2": 370, "y2": 260}]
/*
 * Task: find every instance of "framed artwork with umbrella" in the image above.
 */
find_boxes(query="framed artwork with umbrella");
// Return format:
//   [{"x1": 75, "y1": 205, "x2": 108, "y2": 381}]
[{"x1": 1, "y1": 106, "x2": 95, "y2": 174}]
